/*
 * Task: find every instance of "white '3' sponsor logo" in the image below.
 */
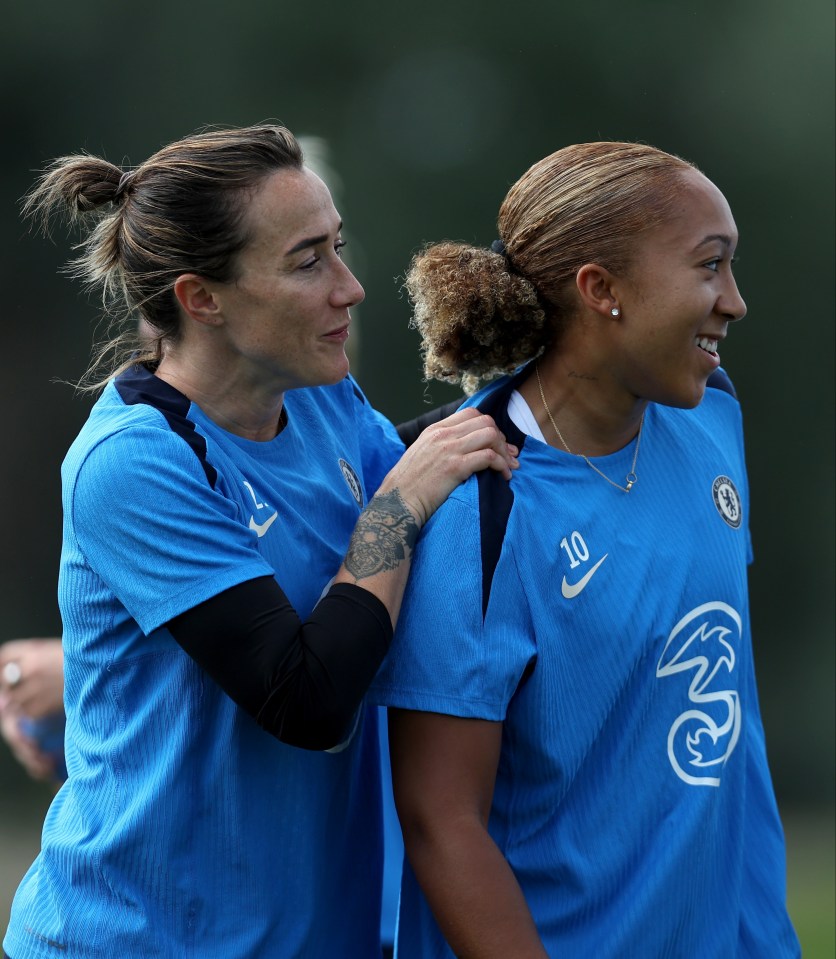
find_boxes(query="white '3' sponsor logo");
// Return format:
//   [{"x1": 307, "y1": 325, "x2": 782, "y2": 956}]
[
  {"x1": 243, "y1": 481, "x2": 278, "y2": 538},
  {"x1": 656, "y1": 601, "x2": 742, "y2": 787}
]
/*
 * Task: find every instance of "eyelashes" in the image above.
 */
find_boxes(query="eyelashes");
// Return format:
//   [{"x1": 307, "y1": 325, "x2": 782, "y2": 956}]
[
  {"x1": 704, "y1": 255, "x2": 739, "y2": 273},
  {"x1": 300, "y1": 240, "x2": 347, "y2": 271},
  {"x1": 299, "y1": 240, "x2": 346, "y2": 270}
]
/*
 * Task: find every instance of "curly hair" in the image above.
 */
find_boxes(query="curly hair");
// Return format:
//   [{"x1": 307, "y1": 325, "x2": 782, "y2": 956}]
[
  {"x1": 407, "y1": 141, "x2": 697, "y2": 392},
  {"x1": 22, "y1": 123, "x2": 303, "y2": 388},
  {"x1": 406, "y1": 243, "x2": 547, "y2": 394}
]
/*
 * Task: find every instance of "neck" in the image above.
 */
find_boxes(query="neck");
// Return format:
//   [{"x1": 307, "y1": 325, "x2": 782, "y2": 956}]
[
  {"x1": 155, "y1": 355, "x2": 286, "y2": 442},
  {"x1": 520, "y1": 351, "x2": 647, "y2": 457}
]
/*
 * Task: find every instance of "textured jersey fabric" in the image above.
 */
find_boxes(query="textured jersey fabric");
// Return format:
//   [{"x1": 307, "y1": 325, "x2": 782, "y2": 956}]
[
  {"x1": 4, "y1": 364, "x2": 404, "y2": 959},
  {"x1": 371, "y1": 367, "x2": 800, "y2": 959}
]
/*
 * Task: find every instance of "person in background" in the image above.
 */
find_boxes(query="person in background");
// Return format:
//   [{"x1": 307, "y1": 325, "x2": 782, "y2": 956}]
[
  {"x1": 3, "y1": 123, "x2": 516, "y2": 959},
  {"x1": 0, "y1": 639, "x2": 65, "y2": 784},
  {"x1": 371, "y1": 141, "x2": 800, "y2": 958}
]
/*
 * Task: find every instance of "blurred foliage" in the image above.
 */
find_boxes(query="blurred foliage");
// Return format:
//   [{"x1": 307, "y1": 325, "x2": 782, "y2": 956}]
[{"x1": 0, "y1": 0, "x2": 832, "y2": 822}]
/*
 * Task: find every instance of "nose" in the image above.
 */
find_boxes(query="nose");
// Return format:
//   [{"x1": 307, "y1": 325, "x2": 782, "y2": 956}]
[
  {"x1": 719, "y1": 274, "x2": 746, "y2": 323},
  {"x1": 332, "y1": 258, "x2": 365, "y2": 309}
]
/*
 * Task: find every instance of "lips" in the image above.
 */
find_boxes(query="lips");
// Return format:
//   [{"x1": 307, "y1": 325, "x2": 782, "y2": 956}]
[{"x1": 323, "y1": 323, "x2": 350, "y2": 341}]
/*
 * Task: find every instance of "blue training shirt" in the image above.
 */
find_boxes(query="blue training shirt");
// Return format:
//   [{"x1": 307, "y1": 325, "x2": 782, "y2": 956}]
[
  {"x1": 371, "y1": 367, "x2": 800, "y2": 959},
  {"x1": 4, "y1": 365, "x2": 403, "y2": 959}
]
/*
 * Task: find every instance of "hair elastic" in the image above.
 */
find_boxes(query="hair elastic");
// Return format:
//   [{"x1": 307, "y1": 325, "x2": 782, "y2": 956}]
[
  {"x1": 490, "y1": 238, "x2": 507, "y2": 256},
  {"x1": 114, "y1": 169, "x2": 136, "y2": 203}
]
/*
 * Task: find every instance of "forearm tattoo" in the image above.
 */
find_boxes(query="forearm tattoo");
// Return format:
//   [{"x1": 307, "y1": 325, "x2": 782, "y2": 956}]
[{"x1": 344, "y1": 488, "x2": 420, "y2": 581}]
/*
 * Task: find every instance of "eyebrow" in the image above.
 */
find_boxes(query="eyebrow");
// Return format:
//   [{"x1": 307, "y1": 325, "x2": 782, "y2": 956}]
[
  {"x1": 692, "y1": 233, "x2": 734, "y2": 252},
  {"x1": 285, "y1": 221, "x2": 343, "y2": 257}
]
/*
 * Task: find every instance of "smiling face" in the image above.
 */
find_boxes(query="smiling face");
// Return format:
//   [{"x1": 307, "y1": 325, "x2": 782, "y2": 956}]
[
  {"x1": 213, "y1": 167, "x2": 364, "y2": 394},
  {"x1": 610, "y1": 169, "x2": 747, "y2": 409}
]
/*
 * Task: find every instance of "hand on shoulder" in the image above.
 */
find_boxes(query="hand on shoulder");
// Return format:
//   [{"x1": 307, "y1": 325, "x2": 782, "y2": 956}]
[{"x1": 381, "y1": 408, "x2": 518, "y2": 527}]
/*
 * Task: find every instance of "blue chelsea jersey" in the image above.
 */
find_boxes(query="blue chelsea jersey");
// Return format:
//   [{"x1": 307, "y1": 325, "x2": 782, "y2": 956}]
[
  {"x1": 372, "y1": 367, "x2": 799, "y2": 959},
  {"x1": 4, "y1": 365, "x2": 404, "y2": 959}
]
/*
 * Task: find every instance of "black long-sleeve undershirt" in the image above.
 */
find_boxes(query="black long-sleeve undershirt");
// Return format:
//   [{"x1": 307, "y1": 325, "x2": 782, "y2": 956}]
[
  {"x1": 167, "y1": 577, "x2": 392, "y2": 751},
  {"x1": 166, "y1": 400, "x2": 462, "y2": 753}
]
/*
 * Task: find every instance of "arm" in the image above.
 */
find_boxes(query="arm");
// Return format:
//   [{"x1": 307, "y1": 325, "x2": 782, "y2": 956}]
[
  {"x1": 389, "y1": 709, "x2": 548, "y2": 958},
  {"x1": 0, "y1": 709, "x2": 59, "y2": 783},
  {"x1": 168, "y1": 408, "x2": 517, "y2": 750},
  {"x1": 168, "y1": 577, "x2": 391, "y2": 750},
  {"x1": 333, "y1": 407, "x2": 515, "y2": 627}
]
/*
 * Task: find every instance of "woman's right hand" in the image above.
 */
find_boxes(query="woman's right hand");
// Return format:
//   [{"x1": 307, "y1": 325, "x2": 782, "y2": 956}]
[
  {"x1": 334, "y1": 408, "x2": 517, "y2": 625},
  {"x1": 380, "y1": 407, "x2": 518, "y2": 529}
]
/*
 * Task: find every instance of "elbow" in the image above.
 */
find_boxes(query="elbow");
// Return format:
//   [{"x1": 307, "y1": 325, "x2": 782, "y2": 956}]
[
  {"x1": 398, "y1": 801, "x2": 490, "y2": 865},
  {"x1": 397, "y1": 803, "x2": 454, "y2": 858},
  {"x1": 262, "y1": 702, "x2": 360, "y2": 752},
  {"x1": 254, "y1": 641, "x2": 374, "y2": 750}
]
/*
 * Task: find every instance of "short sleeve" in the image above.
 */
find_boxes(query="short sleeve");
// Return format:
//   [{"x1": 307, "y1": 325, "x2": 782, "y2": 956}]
[
  {"x1": 370, "y1": 487, "x2": 536, "y2": 721},
  {"x1": 68, "y1": 425, "x2": 272, "y2": 634}
]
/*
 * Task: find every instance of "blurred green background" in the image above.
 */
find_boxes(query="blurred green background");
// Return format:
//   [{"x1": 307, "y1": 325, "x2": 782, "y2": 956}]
[{"x1": 1, "y1": 0, "x2": 833, "y2": 954}]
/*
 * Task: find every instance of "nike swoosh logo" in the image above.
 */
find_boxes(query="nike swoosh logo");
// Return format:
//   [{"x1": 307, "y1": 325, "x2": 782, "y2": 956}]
[
  {"x1": 249, "y1": 512, "x2": 278, "y2": 538},
  {"x1": 561, "y1": 554, "x2": 608, "y2": 599}
]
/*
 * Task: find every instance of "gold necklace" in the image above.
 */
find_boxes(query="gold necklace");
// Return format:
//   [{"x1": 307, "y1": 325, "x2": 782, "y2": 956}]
[{"x1": 535, "y1": 363, "x2": 645, "y2": 493}]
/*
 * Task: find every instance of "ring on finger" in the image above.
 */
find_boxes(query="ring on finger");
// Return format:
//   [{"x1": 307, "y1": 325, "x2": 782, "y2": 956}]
[{"x1": 2, "y1": 662, "x2": 22, "y2": 688}]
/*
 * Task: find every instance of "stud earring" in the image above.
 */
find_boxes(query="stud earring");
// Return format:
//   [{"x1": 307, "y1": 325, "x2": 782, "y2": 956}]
[{"x1": 611, "y1": 307, "x2": 620, "y2": 317}]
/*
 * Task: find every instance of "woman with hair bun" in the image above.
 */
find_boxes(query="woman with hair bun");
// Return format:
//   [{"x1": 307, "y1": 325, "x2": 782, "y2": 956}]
[
  {"x1": 371, "y1": 142, "x2": 800, "y2": 958},
  {"x1": 4, "y1": 124, "x2": 517, "y2": 959}
]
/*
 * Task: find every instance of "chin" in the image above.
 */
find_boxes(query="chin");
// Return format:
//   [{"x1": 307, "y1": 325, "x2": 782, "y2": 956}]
[
  {"x1": 651, "y1": 382, "x2": 706, "y2": 410},
  {"x1": 321, "y1": 356, "x2": 351, "y2": 386}
]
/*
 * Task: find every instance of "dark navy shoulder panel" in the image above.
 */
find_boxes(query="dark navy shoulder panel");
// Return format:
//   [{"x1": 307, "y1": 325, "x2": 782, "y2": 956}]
[
  {"x1": 706, "y1": 368, "x2": 737, "y2": 399},
  {"x1": 115, "y1": 364, "x2": 218, "y2": 489},
  {"x1": 396, "y1": 399, "x2": 463, "y2": 448},
  {"x1": 474, "y1": 370, "x2": 528, "y2": 618}
]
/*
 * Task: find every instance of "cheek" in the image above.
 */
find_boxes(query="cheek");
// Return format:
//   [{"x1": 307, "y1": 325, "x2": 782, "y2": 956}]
[{"x1": 634, "y1": 317, "x2": 672, "y2": 352}]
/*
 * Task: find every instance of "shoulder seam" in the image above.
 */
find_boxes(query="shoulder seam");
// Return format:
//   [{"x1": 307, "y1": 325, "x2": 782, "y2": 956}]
[{"x1": 114, "y1": 365, "x2": 218, "y2": 488}]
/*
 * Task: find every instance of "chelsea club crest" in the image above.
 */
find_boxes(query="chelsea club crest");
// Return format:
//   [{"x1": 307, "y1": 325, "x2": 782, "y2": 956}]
[
  {"x1": 712, "y1": 475, "x2": 742, "y2": 529},
  {"x1": 339, "y1": 459, "x2": 364, "y2": 508}
]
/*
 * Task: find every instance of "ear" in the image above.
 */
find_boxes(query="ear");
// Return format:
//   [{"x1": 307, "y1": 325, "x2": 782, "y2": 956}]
[
  {"x1": 575, "y1": 264, "x2": 620, "y2": 319},
  {"x1": 173, "y1": 274, "x2": 223, "y2": 326}
]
